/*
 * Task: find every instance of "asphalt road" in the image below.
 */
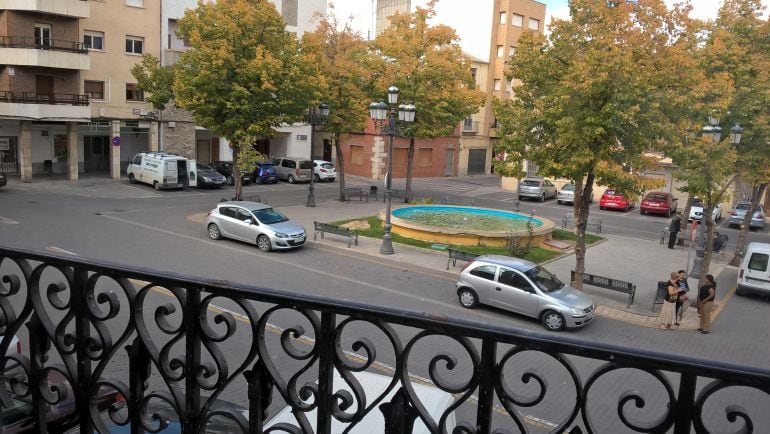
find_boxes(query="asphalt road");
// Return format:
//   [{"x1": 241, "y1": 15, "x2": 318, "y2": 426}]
[{"x1": 1, "y1": 176, "x2": 769, "y2": 432}]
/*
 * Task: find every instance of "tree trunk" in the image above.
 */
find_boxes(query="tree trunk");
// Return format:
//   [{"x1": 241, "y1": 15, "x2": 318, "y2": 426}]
[
  {"x1": 678, "y1": 195, "x2": 695, "y2": 246},
  {"x1": 731, "y1": 183, "x2": 767, "y2": 266},
  {"x1": 232, "y1": 143, "x2": 242, "y2": 201},
  {"x1": 405, "y1": 137, "x2": 415, "y2": 199},
  {"x1": 335, "y1": 132, "x2": 346, "y2": 202},
  {"x1": 699, "y1": 205, "x2": 717, "y2": 288},
  {"x1": 572, "y1": 172, "x2": 595, "y2": 291}
]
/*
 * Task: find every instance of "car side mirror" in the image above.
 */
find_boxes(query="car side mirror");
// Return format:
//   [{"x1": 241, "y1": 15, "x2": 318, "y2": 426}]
[{"x1": 243, "y1": 219, "x2": 252, "y2": 225}]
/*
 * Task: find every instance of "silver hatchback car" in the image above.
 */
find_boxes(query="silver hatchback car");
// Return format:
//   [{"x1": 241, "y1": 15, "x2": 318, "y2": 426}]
[
  {"x1": 518, "y1": 177, "x2": 557, "y2": 202},
  {"x1": 455, "y1": 255, "x2": 595, "y2": 331},
  {"x1": 206, "y1": 201, "x2": 306, "y2": 251}
]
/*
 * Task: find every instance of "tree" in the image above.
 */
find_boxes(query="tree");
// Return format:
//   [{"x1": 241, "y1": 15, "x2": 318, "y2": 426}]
[
  {"x1": 131, "y1": 54, "x2": 174, "y2": 152},
  {"x1": 371, "y1": 2, "x2": 484, "y2": 196},
  {"x1": 301, "y1": 7, "x2": 374, "y2": 201},
  {"x1": 493, "y1": 0, "x2": 695, "y2": 289},
  {"x1": 174, "y1": 0, "x2": 319, "y2": 200}
]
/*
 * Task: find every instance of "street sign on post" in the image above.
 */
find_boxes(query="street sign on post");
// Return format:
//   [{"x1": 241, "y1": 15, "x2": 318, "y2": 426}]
[{"x1": 112, "y1": 136, "x2": 121, "y2": 147}]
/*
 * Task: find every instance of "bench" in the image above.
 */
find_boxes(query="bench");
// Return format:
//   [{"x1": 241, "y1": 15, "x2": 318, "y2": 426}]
[
  {"x1": 384, "y1": 189, "x2": 410, "y2": 203},
  {"x1": 571, "y1": 270, "x2": 635, "y2": 308},
  {"x1": 562, "y1": 212, "x2": 602, "y2": 234},
  {"x1": 313, "y1": 221, "x2": 358, "y2": 248},
  {"x1": 343, "y1": 187, "x2": 368, "y2": 202},
  {"x1": 446, "y1": 248, "x2": 480, "y2": 270}
]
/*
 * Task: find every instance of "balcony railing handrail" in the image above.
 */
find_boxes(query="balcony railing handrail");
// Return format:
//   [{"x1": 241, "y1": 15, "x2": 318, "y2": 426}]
[
  {"x1": 0, "y1": 35, "x2": 89, "y2": 53},
  {"x1": 0, "y1": 91, "x2": 89, "y2": 106},
  {"x1": 1, "y1": 245, "x2": 769, "y2": 433}
]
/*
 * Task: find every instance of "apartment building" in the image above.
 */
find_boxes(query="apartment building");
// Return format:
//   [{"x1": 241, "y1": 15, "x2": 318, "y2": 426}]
[
  {"x1": 458, "y1": 54, "x2": 492, "y2": 176},
  {"x1": 376, "y1": 0, "x2": 410, "y2": 37}
]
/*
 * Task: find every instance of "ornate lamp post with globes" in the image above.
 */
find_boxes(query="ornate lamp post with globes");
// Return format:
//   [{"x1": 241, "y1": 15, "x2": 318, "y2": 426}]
[
  {"x1": 369, "y1": 86, "x2": 416, "y2": 255},
  {"x1": 305, "y1": 102, "x2": 330, "y2": 207}
]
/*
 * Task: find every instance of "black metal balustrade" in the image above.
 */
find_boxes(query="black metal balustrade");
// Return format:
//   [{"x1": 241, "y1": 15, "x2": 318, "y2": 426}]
[
  {"x1": 1, "y1": 246, "x2": 769, "y2": 433},
  {"x1": 0, "y1": 36, "x2": 88, "y2": 53},
  {"x1": 0, "y1": 91, "x2": 89, "y2": 106}
]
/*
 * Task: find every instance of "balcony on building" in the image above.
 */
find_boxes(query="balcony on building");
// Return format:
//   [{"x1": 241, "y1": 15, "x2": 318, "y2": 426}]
[
  {"x1": 0, "y1": 0, "x2": 90, "y2": 18},
  {"x1": 0, "y1": 90, "x2": 90, "y2": 121},
  {"x1": 163, "y1": 48, "x2": 183, "y2": 67},
  {"x1": 0, "y1": 35, "x2": 90, "y2": 70}
]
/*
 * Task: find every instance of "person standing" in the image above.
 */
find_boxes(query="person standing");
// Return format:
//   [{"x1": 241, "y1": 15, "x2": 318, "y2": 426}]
[
  {"x1": 698, "y1": 274, "x2": 717, "y2": 334},
  {"x1": 675, "y1": 269, "x2": 689, "y2": 325},
  {"x1": 660, "y1": 272, "x2": 679, "y2": 330},
  {"x1": 668, "y1": 212, "x2": 682, "y2": 249}
]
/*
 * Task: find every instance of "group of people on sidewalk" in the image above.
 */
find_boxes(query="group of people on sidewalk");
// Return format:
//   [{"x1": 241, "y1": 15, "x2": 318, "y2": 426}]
[{"x1": 659, "y1": 270, "x2": 717, "y2": 333}]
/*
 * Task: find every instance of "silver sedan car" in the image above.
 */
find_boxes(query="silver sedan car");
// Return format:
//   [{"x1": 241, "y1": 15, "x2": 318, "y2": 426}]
[
  {"x1": 728, "y1": 202, "x2": 767, "y2": 229},
  {"x1": 205, "y1": 201, "x2": 306, "y2": 251},
  {"x1": 455, "y1": 255, "x2": 595, "y2": 331}
]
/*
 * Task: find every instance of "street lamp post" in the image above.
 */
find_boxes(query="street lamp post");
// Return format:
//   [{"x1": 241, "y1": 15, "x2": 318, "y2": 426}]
[
  {"x1": 305, "y1": 103, "x2": 330, "y2": 208},
  {"x1": 690, "y1": 117, "x2": 743, "y2": 278},
  {"x1": 369, "y1": 86, "x2": 416, "y2": 255}
]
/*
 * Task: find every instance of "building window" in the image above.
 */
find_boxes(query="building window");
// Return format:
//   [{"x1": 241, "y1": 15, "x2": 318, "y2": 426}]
[
  {"x1": 470, "y1": 68, "x2": 477, "y2": 86},
  {"x1": 84, "y1": 31, "x2": 104, "y2": 51},
  {"x1": 511, "y1": 14, "x2": 523, "y2": 27},
  {"x1": 499, "y1": 12, "x2": 506, "y2": 24},
  {"x1": 34, "y1": 23, "x2": 52, "y2": 48},
  {"x1": 509, "y1": 46, "x2": 517, "y2": 56},
  {"x1": 496, "y1": 45, "x2": 504, "y2": 57},
  {"x1": 125, "y1": 83, "x2": 144, "y2": 101},
  {"x1": 125, "y1": 0, "x2": 143, "y2": 7},
  {"x1": 282, "y1": 0, "x2": 298, "y2": 27},
  {"x1": 529, "y1": 18, "x2": 540, "y2": 30},
  {"x1": 84, "y1": 81, "x2": 104, "y2": 100},
  {"x1": 506, "y1": 79, "x2": 513, "y2": 92},
  {"x1": 350, "y1": 145, "x2": 364, "y2": 165},
  {"x1": 125, "y1": 36, "x2": 144, "y2": 55},
  {"x1": 417, "y1": 148, "x2": 433, "y2": 167},
  {"x1": 494, "y1": 79, "x2": 501, "y2": 91}
]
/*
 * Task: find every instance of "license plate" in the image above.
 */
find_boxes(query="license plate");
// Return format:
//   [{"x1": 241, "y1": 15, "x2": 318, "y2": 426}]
[{"x1": 746, "y1": 277, "x2": 770, "y2": 288}]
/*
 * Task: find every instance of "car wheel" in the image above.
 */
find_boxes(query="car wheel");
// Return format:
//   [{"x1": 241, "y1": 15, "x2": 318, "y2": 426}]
[
  {"x1": 227, "y1": 176, "x2": 234, "y2": 186},
  {"x1": 599, "y1": 205, "x2": 605, "y2": 210},
  {"x1": 314, "y1": 174, "x2": 321, "y2": 182},
  {"x1": 518, "y1": 196, "x2": 523, "y2": 201},
  {"x1": 539, "y1": 193, "x2": 545, "y2": 202},
  {"x1": 557, "y1": 199, "x2": 562, "y2": 205},
  {"x1": 257, "y1": 235, "x2": 272, "y2": 252},
  {"x1": 458, "y1": 288, "x2": 478, "y2": 308},
  {"x1": 666, "y1": 209, "x2": 672, "y2": 218},
  {"x1": 208, "y1": 224, "x2": 221, "y2": 240},
  {"x1": 624, "y1": 204, "x2": 630, "y2": 212},
  {"x1": 288, "y1": 175, "x2": 296, "y2": 184},
  {"x1": 641, "y1": 209, "x2": 646, "y2": 215},
  {"x1": 154, "y1": 181, "x2": 161, "y2": 191},
  {"x1": 128, "y1": 174, "x2": 136, "y2": 184},
  {"x1": 541, "y1": 310, "x2": 565, "y2": 331}
]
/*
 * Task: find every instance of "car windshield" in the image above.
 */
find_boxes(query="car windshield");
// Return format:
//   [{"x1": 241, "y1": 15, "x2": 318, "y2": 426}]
[
  {"x1": 198, "y1": 164, "x2": 214, "y2": 171},
  {"x1": 646, "y1": 193, "x2": 667, "y2": 201},
  {"x1": 524, "y1": 266, "x2": 564, "y2": 292},
  {"x1": 561, "y1": 184, "x2": 575, "y2": 191},
  {"x1": 252, "y1": 207, "x2": 288, "y2": 224}
]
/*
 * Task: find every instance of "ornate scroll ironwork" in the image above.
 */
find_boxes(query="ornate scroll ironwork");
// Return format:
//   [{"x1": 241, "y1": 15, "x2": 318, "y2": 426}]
[{"x1": 1, "y1": 246, "x2": 770, "y2": 433}]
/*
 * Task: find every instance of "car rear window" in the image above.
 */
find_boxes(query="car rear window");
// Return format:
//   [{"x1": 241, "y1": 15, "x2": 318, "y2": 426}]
[
  {"x1": 561, "y1": 184, "x2": 574, "y2": 191},
  {"x1": 320, "y1": 163, "x2": 334, "y2": 169},
  {"x1": 219, "y1": 207, "x2": 237, "y2": 218},
  {"x1": 522, "y1": 180, "x2": 541, "y2": 186},
  {"x1": 735, "y1": 203, "x2": 750, "y2": 210},
  {"x1": 299, "y1": 161, "x2": 313, "y2": 169},
  {"x1": 604, "y1": 189, "x2": 618, "y2": 196},
  {"x1": 646, "y1": 193, "x2": 667, "y2": 200},
  {"x1": 748, "y1": 253, "x2": 769, "y2": 272}
]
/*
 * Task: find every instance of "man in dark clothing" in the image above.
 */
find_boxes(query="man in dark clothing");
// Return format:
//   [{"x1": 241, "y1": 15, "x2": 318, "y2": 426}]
[
  {"x1": 668, "y1": 213, "x2": 682, "y2": 249},
  {"x1": 675, "y1": 269, "x2": 689, "y2": 325}
]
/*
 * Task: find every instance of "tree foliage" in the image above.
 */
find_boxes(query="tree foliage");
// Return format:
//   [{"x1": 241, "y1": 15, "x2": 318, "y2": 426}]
[
  {"x1": 174, "y1": 0, "x2": 319, "y2": 199},
  {"x1": 301, "y1": 8, "x2": 374, "y2": 201},
  {"x1": 494, "y1": 0, "x2": 694, "y2": 288},
  {"x1": 371, "y1": 2, "x2": 484, "y2": 195},
  {"x1": 131, "y1": 54, "x2": 174, "y2": 111}
]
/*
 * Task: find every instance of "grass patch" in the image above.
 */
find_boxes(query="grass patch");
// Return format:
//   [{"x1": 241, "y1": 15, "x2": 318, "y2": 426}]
[
  {"x1": 330, "y1": 216, "x2": 572, "y2": 263},
  {"x1": 552, "y1": 228, "x2": 603, "y2": 245}
]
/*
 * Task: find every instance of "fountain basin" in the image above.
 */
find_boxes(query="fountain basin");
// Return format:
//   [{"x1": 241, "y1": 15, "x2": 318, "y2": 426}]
[{"x1": 382, "y1": 205, "x2": 556, "y2": 247}]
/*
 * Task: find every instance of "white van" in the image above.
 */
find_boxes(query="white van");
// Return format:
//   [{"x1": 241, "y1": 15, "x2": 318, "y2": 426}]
[
  {"x1": 737, "y1": 242, "x2": 770, "y2": 296},
  {"x1": 127, "y1": 152, "x2": 197, "y2": 190}
]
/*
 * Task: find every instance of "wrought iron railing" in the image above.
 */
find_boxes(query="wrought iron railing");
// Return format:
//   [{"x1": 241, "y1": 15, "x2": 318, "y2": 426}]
[
  {"x1": 0, "y1": 91, "x2": 89, "y2": 106},
  {"x1": 0, "y1": 36, "x2": 88, "y2": 53},
  {"x1": 1, "y1": 246, "x2": 769, "y2": 433}
]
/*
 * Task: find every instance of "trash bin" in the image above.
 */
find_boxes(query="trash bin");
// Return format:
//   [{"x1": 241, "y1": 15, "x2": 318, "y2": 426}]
[{"x1": 43, "y1": 160, "x2": 52, "y2": 175}]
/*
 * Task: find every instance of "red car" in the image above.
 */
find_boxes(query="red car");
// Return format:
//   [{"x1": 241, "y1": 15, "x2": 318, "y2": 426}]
[
  {"x1": 640, "y1": 192, "x2": 679, "y2": 217},
  {"x1": 599, "y1": 188, "x2": 634, "y2": 212}
]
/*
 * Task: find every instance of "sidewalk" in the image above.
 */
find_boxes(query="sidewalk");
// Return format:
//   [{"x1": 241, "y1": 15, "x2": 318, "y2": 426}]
[{"x1": 280, "y1": 199, "x2": 734, "y2": 330}]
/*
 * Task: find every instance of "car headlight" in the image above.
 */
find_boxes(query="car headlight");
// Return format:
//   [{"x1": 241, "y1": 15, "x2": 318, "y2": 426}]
[
  {"x1": 274, "y1": 232, "x2": 288, "y2": 238},
  {"x1": 570, "y1": 307, "x2": 585, "y2": 316},
  {"x1": 203, "y1": 177, "x2": 211, "y2": 182}
]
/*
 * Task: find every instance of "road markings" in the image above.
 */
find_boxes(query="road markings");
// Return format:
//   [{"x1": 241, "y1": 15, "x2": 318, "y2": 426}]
[{"x1": 0, "y1": 216, "x2": 19, "y2": 225}]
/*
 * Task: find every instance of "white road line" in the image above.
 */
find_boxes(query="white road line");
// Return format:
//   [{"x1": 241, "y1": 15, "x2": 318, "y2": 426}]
[{"x1": 0, "y1": 216, "x2": 20, "y2": 225}]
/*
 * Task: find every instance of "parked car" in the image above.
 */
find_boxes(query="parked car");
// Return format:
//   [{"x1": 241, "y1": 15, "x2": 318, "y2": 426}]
[
  {"x1": 599, "y1": 188, "x2": 634, "y2": 212},
  {"x1": 0, "y1": 171, "x2": 6, "y2": 187},
  {"x1": 251, "y1": 162, "x2": 278, "y2": 184},
  {"x1": 273, "y1": 157, "x2": 312, "y2": 183},
  {"x1": 640, "y1": 192, "x2": 678, "y2": 217},
  {"x1": 728, "y1": 202, "x2": 766, "y2": 229},
  {"x1": 556, "y1": 183, "x2": 593, "y2": 205},
  {"x1": 313, "y1": 160, "x2": 336, "y2": 182},
  {"x1": 206, "y1": 201, "x2": 306, "y2": 252},
  {"x1": 518, "y1": 177, "x2": 557, "y2": 202},
  {"x1": 736, "y1": 242, "x2": 770, "y2": 296},
  {"x1": 211, "y1": 161, "x2": 251, "y2": 186},
  {"x1": 195, "y1": 163, "x2": 227, "y2": 188},
  {"x1": 455, "y1": 255, "x2": 595, "y2": 331},
  {"x1": 689, "y1": 199, "x2": 722, "y2": 223}
]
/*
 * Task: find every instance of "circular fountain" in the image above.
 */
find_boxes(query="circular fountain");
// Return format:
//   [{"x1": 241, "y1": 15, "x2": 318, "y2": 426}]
[{"x1": 383, "y1": 205, "x2": 556, "y2": 247}]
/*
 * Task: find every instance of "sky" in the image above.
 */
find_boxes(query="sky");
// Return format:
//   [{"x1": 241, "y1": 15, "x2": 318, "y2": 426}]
[{"x1": 327, "y1": 0, "x2": 770, "y2": 60}]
